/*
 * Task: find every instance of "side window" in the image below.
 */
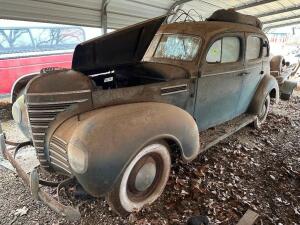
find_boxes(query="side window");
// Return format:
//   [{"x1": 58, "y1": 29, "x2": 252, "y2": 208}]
[
  {"x1": 206, "y1": 37, "x2": 240, "y2": 63},
  {"x1": 31, "y1": 28, "x2": 53, "y2": 49},
  {"x1": 222, "y1": 37, "x2": 240, "y2": 63},
  {"x1": 206, "y1": 39, "x2": 221, "y2": 63},
  {"x1": 12, "y1": 29, "x2": 33, "y2": 49},
  {"x1": 246, "y1": 36, "x2": 262, "y2": 60},
  {"x1": 0, "y1": 31, "x2": 10, "y2": 53}
]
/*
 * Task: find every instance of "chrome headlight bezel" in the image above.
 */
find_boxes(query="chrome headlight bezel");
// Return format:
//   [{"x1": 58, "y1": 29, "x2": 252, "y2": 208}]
[{"x1": 68, "y1": 141, "x2": 88, "y2": 174}]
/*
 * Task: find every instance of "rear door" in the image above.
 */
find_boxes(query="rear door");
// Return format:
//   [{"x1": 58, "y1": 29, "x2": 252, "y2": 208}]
[
  {"x1": 194, "y1": 33, "x2": 245, "y2": 130},
  {"x1": 236, "y1": 34, "x2": 264, "y2": 114}
]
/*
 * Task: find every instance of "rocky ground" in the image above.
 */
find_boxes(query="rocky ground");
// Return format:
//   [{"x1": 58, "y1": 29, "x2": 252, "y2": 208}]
[{"x1": 0, "y1": 92, "x2": 299, "y2": 225}]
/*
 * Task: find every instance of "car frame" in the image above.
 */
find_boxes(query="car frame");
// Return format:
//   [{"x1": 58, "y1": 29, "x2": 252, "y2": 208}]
[{"x1": 2, "y1": 10, "x2": 279, "y2": 218}]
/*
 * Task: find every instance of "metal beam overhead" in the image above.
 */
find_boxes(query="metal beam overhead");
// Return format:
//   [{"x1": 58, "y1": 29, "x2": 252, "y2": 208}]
[
  {"x1": 257, "y1": 5, "x2": 300, "y2": 18},
  {"x1": 265, "y1": 20, "x2": 300, "y2": 30},
  {"x1": 263, "y1": 15, "x2": 300, "y2": 24},
  {"x1": 234, "y1": 0, "x2": 277, "y2": 11}
]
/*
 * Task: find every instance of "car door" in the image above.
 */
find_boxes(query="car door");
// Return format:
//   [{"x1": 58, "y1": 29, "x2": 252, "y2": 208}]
[
  {"x1": 236, "y1": 34, "x2": 264, "y2": 114},
  {"x1": 194, "y1": 33, "x2": 245, "y2": 130}
]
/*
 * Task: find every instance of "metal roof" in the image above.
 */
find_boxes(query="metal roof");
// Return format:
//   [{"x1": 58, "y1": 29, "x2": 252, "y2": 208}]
[{"x1": 0, "y1": 0, "x2": 300, "y2": 31}]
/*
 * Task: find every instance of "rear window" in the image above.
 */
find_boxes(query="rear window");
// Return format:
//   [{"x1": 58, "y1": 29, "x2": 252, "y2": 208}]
[{"x1": 154, "y1": 34, "x2": 201, "y2": 61}]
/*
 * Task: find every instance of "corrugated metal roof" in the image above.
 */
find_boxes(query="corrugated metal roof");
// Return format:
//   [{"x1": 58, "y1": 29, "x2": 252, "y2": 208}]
[{"x1": 0, "y1": 0, "x2": 300, "y2": 30}]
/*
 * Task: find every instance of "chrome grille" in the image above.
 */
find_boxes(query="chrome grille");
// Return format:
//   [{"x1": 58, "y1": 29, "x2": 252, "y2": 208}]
[
  {"x1": 49, "y1": 136, "x2": 71, "y2": 174},
  {"x1": 26, "y1": 94, "x2": 89, "y2": 169}
]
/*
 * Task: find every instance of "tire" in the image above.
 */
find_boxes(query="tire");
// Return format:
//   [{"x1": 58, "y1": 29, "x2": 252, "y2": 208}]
[
  {"x1": 106, "y1": 141, "x2": 171, "y2": 216},
  {"x1": 270, "y1": 55, "x2": 284, "y2": 77},
  {"x1": 280, "y1": 92, "x2": 291, "y2": 101},
  {"x1": 253, "y1": 94, "x2": 270, "y2": 129}
]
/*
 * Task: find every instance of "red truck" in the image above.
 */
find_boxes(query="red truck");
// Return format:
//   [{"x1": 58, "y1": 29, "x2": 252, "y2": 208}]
[{"x1": 0, "y1": 26, "x2": 85, "y2": 94}]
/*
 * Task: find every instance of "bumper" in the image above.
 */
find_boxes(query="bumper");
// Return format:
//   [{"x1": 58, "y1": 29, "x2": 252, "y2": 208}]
[{"x1": 0, "y1": 123, "x2": 80, "y2": 221}]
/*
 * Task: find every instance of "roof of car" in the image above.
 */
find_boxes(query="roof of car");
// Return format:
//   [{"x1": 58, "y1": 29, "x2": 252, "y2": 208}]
[{"x1": 158, "y1": 21, "x2": 266, "y2": 39}]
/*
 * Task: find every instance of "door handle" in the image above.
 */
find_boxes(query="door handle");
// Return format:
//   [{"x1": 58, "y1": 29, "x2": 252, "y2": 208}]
[{"x1": 238, "y1": 72, "x2": 250, "y2": 76}]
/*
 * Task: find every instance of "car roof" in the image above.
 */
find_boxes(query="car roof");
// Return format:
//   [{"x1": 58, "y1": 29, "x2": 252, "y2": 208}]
[{"x1": 158, "y1": 21, "x2": 266, "y2": 39}]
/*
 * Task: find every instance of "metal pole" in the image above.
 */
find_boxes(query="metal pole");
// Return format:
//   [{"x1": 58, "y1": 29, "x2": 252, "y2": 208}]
[
  {"x1": 0, "y1": 119, "x2": 6, "y2": 159},
  {"x1": 165, "y1": 0, "x2": 192, "y2": 24},
  {"x1": 101, "y1": 0, "x2": 111, "y2": 34}
]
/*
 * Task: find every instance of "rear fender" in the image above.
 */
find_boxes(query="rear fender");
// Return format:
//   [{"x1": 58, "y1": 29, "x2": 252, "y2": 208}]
[
  {"x1": 248, "y1": 74, "x2": 279, "y2": 115},
  {"x1": 63, "y1": 102, "x2": 200, "y2": 196}
]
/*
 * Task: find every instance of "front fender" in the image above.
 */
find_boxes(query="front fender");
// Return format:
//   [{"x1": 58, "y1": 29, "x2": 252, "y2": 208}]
[
  {"x1": 63, "y1": 102, "x2": 200, "y2": 197},
  {"x1": 248, "y1": 74, "x2": 279, "y2": 115}
]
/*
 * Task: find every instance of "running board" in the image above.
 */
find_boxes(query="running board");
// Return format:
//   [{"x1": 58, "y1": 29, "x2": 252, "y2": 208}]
[{"x1": 200, "y1": 114, "x2": 257, "y2": 151}]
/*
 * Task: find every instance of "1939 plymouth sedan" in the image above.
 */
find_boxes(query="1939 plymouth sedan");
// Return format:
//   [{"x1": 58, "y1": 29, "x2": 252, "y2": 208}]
[{"x1": 7, "y1": 10, "x2": 279, "y2": 216}]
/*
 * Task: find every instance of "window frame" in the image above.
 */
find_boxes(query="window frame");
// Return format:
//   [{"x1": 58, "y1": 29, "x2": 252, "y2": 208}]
[
  {"x1": 262, "y1": 39, "x2": 270, "y2": 58},
  {"x1": 205, "y1": 35, "x2": 242, "y2": 64}
]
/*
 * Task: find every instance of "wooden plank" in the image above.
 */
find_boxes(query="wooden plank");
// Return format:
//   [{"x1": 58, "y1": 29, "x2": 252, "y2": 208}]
[{"x1": 237, "y1": 209, "x2": 259, "y2": 225}]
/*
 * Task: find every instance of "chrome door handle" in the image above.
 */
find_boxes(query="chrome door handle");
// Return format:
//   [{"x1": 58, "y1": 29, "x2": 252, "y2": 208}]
[{"x1": 239, "y1": 72, "x2": 250, "y2": 76}]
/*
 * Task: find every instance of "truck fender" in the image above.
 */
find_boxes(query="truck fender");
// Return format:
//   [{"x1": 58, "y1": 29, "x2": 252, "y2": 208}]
[
  {"x1": 248, "y1": 74, "x2": 279, "y2": 115},
  {"x1": 66, "y1": 102, "x2": 200, "y2": 197}
]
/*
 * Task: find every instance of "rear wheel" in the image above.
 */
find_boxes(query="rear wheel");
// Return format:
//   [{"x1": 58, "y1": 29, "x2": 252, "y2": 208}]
[
  {"x1": 253, "y1": 94, "x2": 270, "y2": 129},
  {"x1": 106, "y1": 141, "x2": 171, "y2": 216}
]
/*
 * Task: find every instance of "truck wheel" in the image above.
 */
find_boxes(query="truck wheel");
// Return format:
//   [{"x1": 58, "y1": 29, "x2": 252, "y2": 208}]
[
  {"x1": 106, "y1": 141, "x2": 171, "y2": 216},
  {"x1": 253, "y1": 94, "x2": 270, "y2": 129}
]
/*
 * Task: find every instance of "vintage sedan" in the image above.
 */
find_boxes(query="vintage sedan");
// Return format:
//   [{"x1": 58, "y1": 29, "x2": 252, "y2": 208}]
[{"x1": 8, "y1": 10, "x2": 278, "y2": 216}]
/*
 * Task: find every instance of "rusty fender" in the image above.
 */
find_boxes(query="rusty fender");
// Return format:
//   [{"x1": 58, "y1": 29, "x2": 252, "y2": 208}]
[
  {"x1": 60, "y1": 102, "x2": 200, "y2": 197},
  {"x1": 248, "y1": 74, "x2": 279, "y2": 115}
]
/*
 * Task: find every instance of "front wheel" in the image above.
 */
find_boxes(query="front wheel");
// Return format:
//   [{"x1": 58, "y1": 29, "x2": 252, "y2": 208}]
[
  {"x1": 106, "y1": 141, "x2": 171, "y2": 216},
  {"x1": 253, "y1": 94, "x2": 270, "y2": 129}
]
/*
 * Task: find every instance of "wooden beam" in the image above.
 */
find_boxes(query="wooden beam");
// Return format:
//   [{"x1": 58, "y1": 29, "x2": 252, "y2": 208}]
[{"x1": 237, "y1": 209, "x2": 259, "y2": 225}]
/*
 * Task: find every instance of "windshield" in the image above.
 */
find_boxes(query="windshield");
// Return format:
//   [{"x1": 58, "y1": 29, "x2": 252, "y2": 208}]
[{"x1": 153, "y1": 34, "x2": 201, "y2": 61}]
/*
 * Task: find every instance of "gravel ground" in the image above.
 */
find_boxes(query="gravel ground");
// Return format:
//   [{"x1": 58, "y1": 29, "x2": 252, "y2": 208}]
[{"x1": 0, "y1": 92, "x2": 299, "y2": 225}]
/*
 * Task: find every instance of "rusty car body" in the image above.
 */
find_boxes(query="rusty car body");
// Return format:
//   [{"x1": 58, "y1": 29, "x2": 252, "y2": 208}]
[{"x1": 3, "y1": 10, "x2": 279, "y2": 217}]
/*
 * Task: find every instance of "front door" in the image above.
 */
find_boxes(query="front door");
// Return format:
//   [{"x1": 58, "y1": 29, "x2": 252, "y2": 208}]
[
  {"x1": 236, "y1": 34, "x2": 264, "y2": 114},
  {"x1": 194, "y1": 34, "x2": 245, "y2": 130}
]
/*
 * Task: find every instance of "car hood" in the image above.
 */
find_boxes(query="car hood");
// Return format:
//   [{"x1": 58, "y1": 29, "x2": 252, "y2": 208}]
[{"x1": 72, "y1": 15, "x2": 167, "y2": 75}]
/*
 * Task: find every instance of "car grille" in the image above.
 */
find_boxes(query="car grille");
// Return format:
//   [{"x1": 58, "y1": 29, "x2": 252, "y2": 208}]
[
  {"x1": 26, "y1": 92, "x2": 90, "y2": 170},
  {"x1": 49, "y1": 136, "x2": 72, "y2": 174}
]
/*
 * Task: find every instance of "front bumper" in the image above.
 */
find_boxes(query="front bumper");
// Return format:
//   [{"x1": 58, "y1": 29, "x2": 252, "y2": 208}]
[{"x1": 0, "y1": 122, "x2": 80, "y2": 221}]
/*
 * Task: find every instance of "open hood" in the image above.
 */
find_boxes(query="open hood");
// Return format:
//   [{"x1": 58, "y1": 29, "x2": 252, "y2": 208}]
[{"x1": 72, "y1": 15, "x2": 167, "y2": 75}]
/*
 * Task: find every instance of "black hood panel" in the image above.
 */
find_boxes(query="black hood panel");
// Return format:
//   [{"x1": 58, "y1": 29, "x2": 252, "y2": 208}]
[{"x1": 72, "y1": 15, "x2": 166, "y2": 75}]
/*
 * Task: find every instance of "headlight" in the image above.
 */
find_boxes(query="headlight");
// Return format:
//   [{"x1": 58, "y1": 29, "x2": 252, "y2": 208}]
[{"x1": 68, "y1": 142, "x2": 88, "y2": 174}]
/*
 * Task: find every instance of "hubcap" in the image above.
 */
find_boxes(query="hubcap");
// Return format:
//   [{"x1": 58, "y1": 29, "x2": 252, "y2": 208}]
[{"x1": 134, "y1": 158, "x2": 157, "y2": 192}]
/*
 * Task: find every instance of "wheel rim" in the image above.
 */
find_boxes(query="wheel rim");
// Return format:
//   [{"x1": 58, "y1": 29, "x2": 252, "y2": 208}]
[
  {"x1": 131, "y1": 156, "x2": 157, "y2": 192},
  {"x1": 119, "y1": 143, "x2": 171, "y2": 212}
]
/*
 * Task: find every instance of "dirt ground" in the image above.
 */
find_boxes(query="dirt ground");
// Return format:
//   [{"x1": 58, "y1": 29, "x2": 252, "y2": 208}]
[{"x1": 0, "y1": 92, "x2": 299, "y2": 225}]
